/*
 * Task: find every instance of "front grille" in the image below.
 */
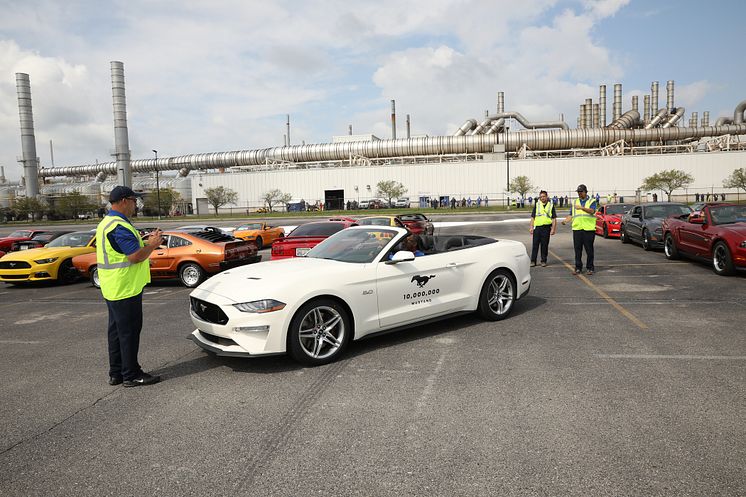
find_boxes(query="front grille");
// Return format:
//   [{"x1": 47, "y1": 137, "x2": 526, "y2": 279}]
[
  {"x1": 190, "y1": 297, "x2": 229, "y2": 325},
  {"x1": 200, "y1": 331, "x2": 238, "y2": 347},
  {"x1": 0, "y1": 274, "x2": 29, "y2": 280},
  {"x1": 0, "y1": 261, "x2": 31, "y2": 269}
]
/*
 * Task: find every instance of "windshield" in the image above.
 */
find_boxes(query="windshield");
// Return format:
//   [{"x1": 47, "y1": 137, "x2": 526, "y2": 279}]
[
  {"x1": 31, "y1": 232, "x2": 55, "y2": 242},
  {"x1": 709, "y1": 205, "x2": 746, "y2": 225},
  {"x1": 645, "y1": 204, "x2": 691, "y2": 219},
  {"x1": 605, "y1": 205, "x2": 632, "y2": 215},
  {"x1": 289, "y1": 222, "x2": 347, "y2": 237},
  {"x1": 46, "y1": 232, "x2": 94, "y2": 248},
  {"x1": 358, "y1": 217, "x2": 391, "y2": 226},
  {"x1": 7, "y1": 230, "x2": 33, "y2": 238},
  {"x1": 307, "y1": 228, "x2": 398, "y2": 263},
  {"x1": 238, "y1": 223, "x2": 262, "y2": 230},
  {"x1": 399, "y1": 214, "x2": 426, "y2": 222}
]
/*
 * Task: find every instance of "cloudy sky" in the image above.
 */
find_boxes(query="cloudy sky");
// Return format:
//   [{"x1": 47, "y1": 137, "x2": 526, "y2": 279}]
[{"x1": 0, "y1": 0, "x2": 744, "y2": 180}]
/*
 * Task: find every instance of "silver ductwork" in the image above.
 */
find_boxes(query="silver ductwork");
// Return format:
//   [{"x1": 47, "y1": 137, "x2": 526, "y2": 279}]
[
  {"x1": 39, "y1": 122, "x2": 746, "y2": 178},
  {"x1": 643, "y1": 95, "x2": 651, "y2": 125},
  {"x1": 613, "y1": 84, "x2": 622, "y2": 121},
  {"x1": 666, "y1": 80, "x2": 675, "y2": 112},
  {"x1": 491, "y1": 111, "x2": 569, "y2": 130},
  {"x1": 15, "y1": 73, "x2": 40, "y2": 197},
  {"x1": 484, "y1": 118, "x2": 505, "y2": 135},
  {"x1": 471, "y1": 118, "x2": 493, "y2": 135},
  {"x1": 715, "y1": 116, "x2": 733, "y2": 126},
  {"x1": 497, "y1": 92, "x2": 505, "y2": 114},
  {"x1": 651, "y1": 81, "x2": 659, "y2": 117},
  {"x1": 734, "y1": 100, "x2": 746, "y2": 124},
  {"x1": 661, "y1": 107, "x2": 685, "y2": 128},
  {"x1": 645, "y1": 108, "x2": 669, "y2": 129},
  {"x1": 702, "y1": 111, "x2": 710, "y2": 127},
  {"x1": 110, "y1": 61, "x2": 132, "y2": 187},
  {"x1": 453, "y1": 119, "x2": 477, "y2": 136},
  {"x1": 607, "y1": 110, "x2": 640, "y2": 129},
  {"x1": 599, "y1": 85, "x2": 607, "y2": 127}
]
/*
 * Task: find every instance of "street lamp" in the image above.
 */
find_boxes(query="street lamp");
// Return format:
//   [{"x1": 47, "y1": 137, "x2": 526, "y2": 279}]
[
  {"x1": 152, "y1": 149, "x2": 161, "y2": 220},
  {"x1": 505, "y1": 126, "x2": 510, "y2": 209}
]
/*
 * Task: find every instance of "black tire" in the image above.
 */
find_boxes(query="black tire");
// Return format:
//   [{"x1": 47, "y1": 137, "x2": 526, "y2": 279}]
[
  {"x1": 477, "y1": 268, "x2": 516, "y2": 321},
  {"x1": 91, "y1": 266, "x2": 100, "y2": 288},
  {"x1": 179, "y1": 262, "x2": 205, "y2": 288},
  {"x1": 57, "y1": 259, "x2": 78, "y2": 284},
  {"x1": 287, "y1": 298, "x2": 351, "y2": 366},
  {"x1": 602, "y1": 223, "x2": 609, "y2": 238},
  {"x1": 642, "y1": 229, "x2": 652, "y2": 251},
  {"x1": 255, "y1": 236, "x2": 263, "y2": 250},
  {"x1": 712, "y1": 241, "x2": 735, "y2": 276},
  {"x1": 620, "y1": 226, "x2": 629, "y2": 244},
  {"x1": 663, "y1": 234, "x2": 679, "y2": 260}
]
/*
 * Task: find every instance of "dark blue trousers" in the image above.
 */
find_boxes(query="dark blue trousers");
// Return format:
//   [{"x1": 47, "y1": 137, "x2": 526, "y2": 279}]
[
  {"x1": 530, "y1": 225, "x2": 552, "y2": 263},
  {"x1": 106, "y1": 292, "x2": 143, "y2": 381},
  {"x1": 573, "y1": 230, "x2": 595, "y2": 271}
]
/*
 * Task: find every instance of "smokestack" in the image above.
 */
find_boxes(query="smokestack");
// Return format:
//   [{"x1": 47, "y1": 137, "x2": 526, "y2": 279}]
[
  {"x1": 651, "y1": 81, "x2": 659, "y2": 113},
  {"x1": 286, "y1": 114, "x2": 291, "y2": 145},
  {"x1": 599, "y1": 85, "x2": 607, "y2": 127},
  {"x1": 0, "y1": 166, "x2": 6, "y2": 184},
  {"x1": 592, "y1": 104, "x2": 600, "y2": 128},
  {"x1": 643, "y1": 95, "x2": 651, "y2": 125},
  {"x1": 579, "y1": 104, "x2": 586, "y2": 128},
  {"x1": 390, "y1": 100, "x2": 396, "y2": 140},
  {"x1": 666, "y1": 80, "x2": 675, "y2": 113},
  {"x1": 702, "y1": 111, "x2": 710, "y2": 127},
  {"x1": 690, "y1": 111, "x2": 698, "y2": 128},
  {"x1": 585, "y1": 98, "x2": 593, "y2": 128},
  {"x1": 110, "y1": 61, "x2": 132, "y2": 188},
  {"x1": 632, "y1": 95, "x2": 639, "y2": 112},
  {"x1": 15, "y1": 73, "x2": 40, "y2": 197},
  {"x1": 348, "y1": 124, "x2": 353, "y2": 135},
  {"x1": 497, "y1": 92, "x2": 505, "y2": 114},
  {"x1": 613, "y1": 84, "x2": 622, "y2": 121},
  {"x1": 406, "y1": 114, "x2": 411, "y2": 139}
]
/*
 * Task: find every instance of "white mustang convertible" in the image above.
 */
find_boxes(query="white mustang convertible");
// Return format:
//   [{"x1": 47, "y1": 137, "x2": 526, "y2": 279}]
[{"x1": 189, "y1": 226, "x2": 531, "y2": 365}]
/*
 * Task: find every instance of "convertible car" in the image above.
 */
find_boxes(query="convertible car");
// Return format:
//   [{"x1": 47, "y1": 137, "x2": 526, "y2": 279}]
[
  {"x1": 189, "y1": 226, "x2": 531, "y2": 366},
  {"x1": 270, "y1": 219, "x2": 357, "y2": 259},
  {"x1": 73, "y1": 228, "x2": 260, "y2": 288},
  {"x1": 9, "y1": 231, "x2": 72, "y2": 251},
  {"x1": 595, "y1": 204, "x2": 634, "y2": 238},
  {"x1": 0, "y1": 229, "x2": 49, "y2": 252},
  {"x1": 620, "y1": 202, "x2": 692, "y2": 250},
  {"x1": 233, "y1": 222, "x2": 284, "y2": 249},
  {"x1": 0, "y1": 231, "x2": 95, "y2": 284},
  {"x1": 662, "y1": 203, "x2": 746, "y2": 275},
  {"x1": 399, "y1": 213, "x2": 435, "y2": 235}
]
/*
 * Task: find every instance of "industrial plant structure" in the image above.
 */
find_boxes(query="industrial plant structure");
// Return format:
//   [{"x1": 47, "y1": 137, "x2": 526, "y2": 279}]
[{"x1": 2, "y1": 61, "x2": 746, "y2": 216}]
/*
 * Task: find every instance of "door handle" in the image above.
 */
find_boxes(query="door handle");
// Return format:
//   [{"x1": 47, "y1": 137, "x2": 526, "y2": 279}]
[
  {"x1": 446, "y1": 262, "x2": 458, "y2": 268},
  {"x1": 156, "y1": 252, "x2": 164, "y2": 255}
]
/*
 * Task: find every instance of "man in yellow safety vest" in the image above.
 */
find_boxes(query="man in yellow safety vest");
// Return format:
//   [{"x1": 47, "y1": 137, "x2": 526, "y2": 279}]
[
  {"x1": 528, "y1": 190, "x2": 557, "y2": 267},
  {"x1": 96, "y1": 186, "x2": 163, "y2": 387},
  {"x1": 562, "y1": 184, "x2": 598, "y2": 275}
]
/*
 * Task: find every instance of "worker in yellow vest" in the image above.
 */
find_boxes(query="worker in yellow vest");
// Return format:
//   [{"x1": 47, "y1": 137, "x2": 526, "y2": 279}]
[
  {"x1": 562, "y1": 184, "x2": 598, "y2": 275},
  {"x1": 96, "y1": 186, "x2": 163, "y2": 387},
  {"x1": 529, "y1": 190, "x2": 557, "y2": 267}
]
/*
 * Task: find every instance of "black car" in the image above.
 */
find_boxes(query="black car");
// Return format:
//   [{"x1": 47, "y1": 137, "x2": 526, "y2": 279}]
[
  {"x1": 10, "y1": 231, "x2": 72, "y2": 251},
  {"x1": 620, "y1": 202, "x2": 692, "y2": 250}
]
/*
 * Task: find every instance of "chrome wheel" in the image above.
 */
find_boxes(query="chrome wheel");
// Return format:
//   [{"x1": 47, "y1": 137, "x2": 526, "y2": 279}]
[
  {"x1": 478, "y1": 269, "x2": 515, "y2": 321},
  {"x1": 298, "y1": 306, "x2": 345, "y2": 360},
  {"x1": 664, "y1": 234, "x2": 678, "y2": 260},
  {"x1": 179, "y1": 263, "x2": 205, "y2": 288},
  {"x1": 91, "y1": 266, "x2": 100, "y2": 288}
]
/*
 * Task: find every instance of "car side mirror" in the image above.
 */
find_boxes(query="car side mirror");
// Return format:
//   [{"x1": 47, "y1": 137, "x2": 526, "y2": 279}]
[
  {"x1": 689, "y1": 214, "x2": 704, "y2": 224},
  {"x1": 632, "y1": 213, "x2": 641, "y2": 219},
  {"x1": 385, "y1": 250, "x2": 415, "y2": 264}
]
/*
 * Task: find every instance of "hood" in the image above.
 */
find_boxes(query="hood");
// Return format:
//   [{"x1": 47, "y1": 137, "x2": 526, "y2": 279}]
[
  {"x1": 720, "y1": 223, "x2": 746, "y2": 237},
  {"x1": 192, "y1": 256, "x2": 363, "y2": 302},
  {"x1": 0, "y1": 246, "x2": 72, "y2": 261}
]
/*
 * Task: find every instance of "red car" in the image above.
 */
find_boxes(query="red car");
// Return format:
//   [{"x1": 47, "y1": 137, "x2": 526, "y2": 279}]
[
  {"x1": 271, "y1": 219, "x2": 357, "y2": 259},
  {"x1": 9, "y1": 231, "x2": 72, "y2": 251},
  {"x1": 399, "y1": 213, "x2": 435, "y2": 235},
  {"x1": 0, "y1": 230, "x2": 49, "y2": 252},
  {"x1": 662, "y1": 203, "x2": 746, "y2": 276},
  {"x1": 595, "y1": 203, "x2": 634, "y2": 238}
]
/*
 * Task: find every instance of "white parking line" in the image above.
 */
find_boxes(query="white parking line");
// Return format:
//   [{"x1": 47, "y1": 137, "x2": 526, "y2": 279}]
[
  {"x1": 596, "y1": 354, "x2": 746, "y2": 360},
  {"x1": 0, "y1": 340, "x2": 43, "y2": 344}
]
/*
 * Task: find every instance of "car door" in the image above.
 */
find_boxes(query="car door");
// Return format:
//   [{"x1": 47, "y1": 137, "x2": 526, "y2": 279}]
[
  {"x1": 627, "y1": 206, "x2": 643, "y2": 241},
  {"x1": 148, "y1": 235, "x2": 172, "y2": 274},
  {"x1": 595, "y1": 206, "x2": 606, "y2": 233},
  {"x1": 375, "y1": 251, "x2": 468, "y2": 329}
]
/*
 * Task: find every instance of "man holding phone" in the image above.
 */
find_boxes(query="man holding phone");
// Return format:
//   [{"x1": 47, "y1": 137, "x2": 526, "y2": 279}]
[
  {"x1": 562, "y1": 184, "x2": 598, "y2": 275},
  {"x1": 96, "y1": 186, "x2": 164, "y2": 387}
]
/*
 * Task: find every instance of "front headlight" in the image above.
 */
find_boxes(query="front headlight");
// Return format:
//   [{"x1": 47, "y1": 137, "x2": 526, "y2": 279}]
[
  {"x1": 34, "y1": 257, "x2": 58, "y2": 264},
  {"x1": 739, "y1": 241, "x2": 746, "y2": 248},
  {"x1": 233, "y1": 299, "x2": 286, "y2": 313}
]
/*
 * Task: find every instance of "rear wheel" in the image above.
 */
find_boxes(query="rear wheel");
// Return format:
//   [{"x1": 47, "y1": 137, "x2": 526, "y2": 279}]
[
  {"x1": 620, "y1": 226, "x2": 629, "y2": 244},
  {"x1": 712, "y1": 241, "x2": 735, "y2": 276},
  {"x1": 179, "y1": 262, "x2": 205, "y2": 288},
  {"x1": 57, "y1": 259, "x2": 78, "y2": 284},
  {"x1": 255, "y1": 236, "x2": 263, "y2": 250},
  {"x1": 642, "y1": 229, "x2": 652, "y2": 251},
  {"x1": 663, "y1": 234, "x2": 679, "y2": 260},
  {"x1": 477, "y1": 269, "x2": 516, "y2": 321},
  {"x1": 288, "y1": 298, "x2": 351, "y2": 366},
  {"x1": 91, "y1": 266, "x2": 100, "y2": 288}
]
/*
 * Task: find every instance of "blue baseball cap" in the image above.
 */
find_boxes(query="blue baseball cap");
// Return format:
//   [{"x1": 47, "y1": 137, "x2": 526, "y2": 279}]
[{"x1": 109, "y1": 185, "x2": 143, "y2": 203}]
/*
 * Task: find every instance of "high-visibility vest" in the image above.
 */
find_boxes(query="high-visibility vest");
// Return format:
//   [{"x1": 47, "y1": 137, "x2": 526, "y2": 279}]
[
  {"x1": 95, "y1": 215, "x2": 150, "y2": 301},
  {"x1": 534, "y1": 201, "x2": 554, "y2": 227},
  {"x1": 572, "y1": 197, "x2": 597, "y2": 231}
]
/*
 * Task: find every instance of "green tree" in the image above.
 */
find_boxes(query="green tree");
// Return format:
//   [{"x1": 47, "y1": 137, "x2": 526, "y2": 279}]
[
  {"x1": 14, "y1": 196, "x2": 46, "y2": 221},
  {"x1": 144, "y1": 187, "x2": 182, "y2": 216},
  {"x1": 261, "y1": 188, "x2": 292, "y2": 212},
  {"x1": 376, "y1": 180, "x2": 407, "y2": 207},
  {"x1": 641, "y1": 169, "x2": 694, "y2": 201},
  {"x1": 723, "y1": 167, "x2": 746, "y2": 194},
  {"x1": 204, "y1": 186, "x2": 238, "y2": 215},
  {"x1": 57, "y1": 191, "x2": 98, "y2": 219},
  {"x1": 508, "y1": 176, "x2": 533, "y2": 199}
]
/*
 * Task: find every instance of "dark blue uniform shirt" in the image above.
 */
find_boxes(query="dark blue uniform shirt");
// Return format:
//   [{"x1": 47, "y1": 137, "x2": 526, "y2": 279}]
[{"x1": 106, "y1": 209, "x2": 140, "y2": 256}]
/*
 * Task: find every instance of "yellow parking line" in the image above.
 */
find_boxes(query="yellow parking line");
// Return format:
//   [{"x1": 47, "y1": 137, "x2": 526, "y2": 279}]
[{"x1": 548, "y1": 249, "x2": 648, "y2": 330}]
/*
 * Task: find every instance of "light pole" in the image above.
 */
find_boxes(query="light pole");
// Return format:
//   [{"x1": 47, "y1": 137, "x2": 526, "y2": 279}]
[
  {"x1": 505, "y1": 126, "x2": 510, "y2": 209},
  {"x1": 152, "y1": 149, "x2": 161, "y2": 220}
]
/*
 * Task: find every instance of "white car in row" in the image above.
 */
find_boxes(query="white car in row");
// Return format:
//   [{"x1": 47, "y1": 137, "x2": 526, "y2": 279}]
[{"x1": 189, "y1": 226, "x2": 531, "y2": 365}]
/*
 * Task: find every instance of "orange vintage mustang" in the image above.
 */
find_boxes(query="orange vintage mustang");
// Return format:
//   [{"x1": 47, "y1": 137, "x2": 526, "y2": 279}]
[
  {"x1": 72, "y1": 229, "x2": 260, "y2": 288},
  {"x1": 232, "y1": 222, "x2": 285, "y2": 249}
]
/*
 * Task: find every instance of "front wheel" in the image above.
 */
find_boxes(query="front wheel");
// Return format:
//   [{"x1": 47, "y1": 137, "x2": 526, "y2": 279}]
[
  {"x1": 712, "y1": 241, "x2": 735, "y2": 276},
  {"x1": 477, "y1": 269, "x2": 516, "y2": 321},
  {"x1": 255, "y1": 236, "x2": 263, "y2": 250},
  {"x1": 91, "y1": 266, "x2": 101, "y2": 288},
  {"x1": 179, "y1": 262, "x2": 205, "y2": 288},
  {"x1": 642, "y1": 229, "x2": 652, "y2": 251},
  {"x1": 663, "y1": 234, "x2": 679, "y2": 260},
  {"x1": 602, "y1": 223, "x2": 609, "y2": 238},
  {"x1": 620, "y1": 226, "x2": 629, "y2": 244},
  {"x1": 288, "y1": 299, "x2": 351, "y2": 366},
  {"x1": 57, "y1": 259, "x2": 78, "y2": 284}
]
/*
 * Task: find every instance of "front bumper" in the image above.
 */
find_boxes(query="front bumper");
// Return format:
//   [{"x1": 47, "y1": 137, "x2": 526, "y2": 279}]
[{"x1": 0, "y1": 263, "x2": 56, "y2": 282}]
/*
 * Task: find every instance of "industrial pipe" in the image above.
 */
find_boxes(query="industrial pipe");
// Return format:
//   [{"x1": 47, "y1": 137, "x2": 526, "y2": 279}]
[
  {"x1": 490, "y1": 111, "x2": 569, "y2": 130},
  {"x1": 645, "y1": 108, "x2": 669, "y2": 129},
  {"x1": 613, "y1": 84, "x2": 622, "y2": 121},
  {"x1": 599, "y1": 85, "x2": 607, "y2": 127},
  {"x1": 607, "y1": 110, "x2": 640, "y2": 129},
  {"x1": 651, "y1": 81, "x2": 659, "y2": 117},
  {"x1": 15, "y1": 73, "x2": 40, "y2": 197},
  {"x1": 111, "y1": 61, "x2": 132, "y2": 187},
  {"x1": 453, "y1": 119, "x2": 477, "y2": 136},
  {"x1": 661, "y1": 107, "x2": 685, "y2": 128}
]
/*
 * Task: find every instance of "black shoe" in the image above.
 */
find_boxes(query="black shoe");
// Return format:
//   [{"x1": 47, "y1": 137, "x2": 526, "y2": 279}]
[
  {"x1": 108, "y1": 376, "x2": 123, "y2": 386},
  {"x1": 123, "y1": 372, "x2": 161, "y2": 388}
]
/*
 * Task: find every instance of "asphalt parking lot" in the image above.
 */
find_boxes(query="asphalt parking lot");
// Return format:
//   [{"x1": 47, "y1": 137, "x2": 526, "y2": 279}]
[{"x1": 1, "y1": 214, "x2": 744, "y2": 496}]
